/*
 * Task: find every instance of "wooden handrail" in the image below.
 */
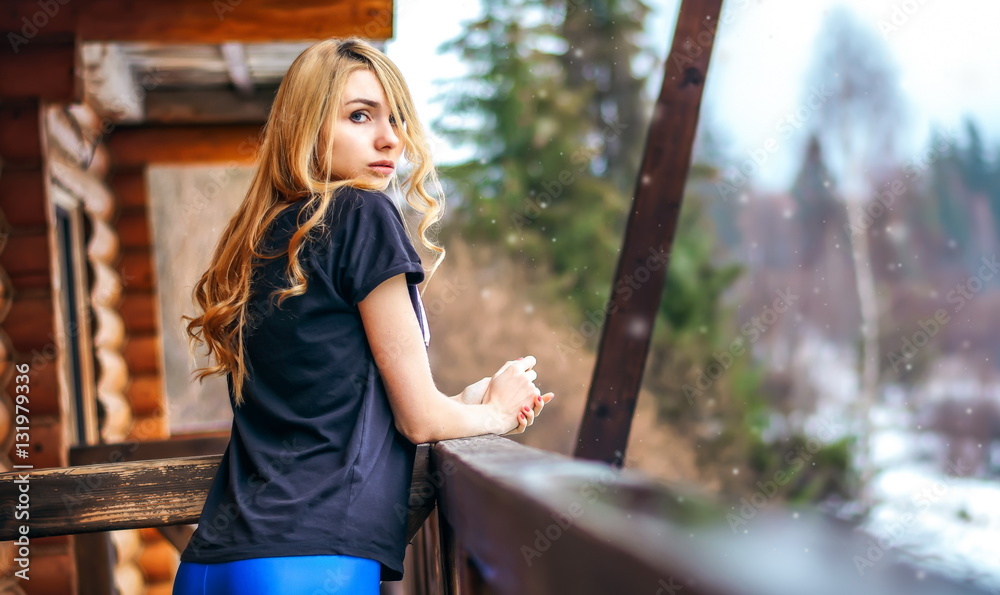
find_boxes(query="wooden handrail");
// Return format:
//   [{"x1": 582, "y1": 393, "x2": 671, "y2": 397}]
[
  {"x1": 2, "y1": 434, "x2": 987, "y2": 594},
  {"x1": 0, "y1": 443, "x2": 436, "y2": 544},
  {"x1": 430, "y1": 435, "x2": 989, "y2": 595}
]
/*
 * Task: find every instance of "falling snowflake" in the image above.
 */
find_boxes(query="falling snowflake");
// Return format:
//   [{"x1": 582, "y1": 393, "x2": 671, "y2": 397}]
[{"x1": 626, "y1": 316, "x2": 649, "y2": 338}]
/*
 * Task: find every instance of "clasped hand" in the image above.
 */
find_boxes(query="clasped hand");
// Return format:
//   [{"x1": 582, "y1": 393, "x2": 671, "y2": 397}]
[{"x1": 458, "y1": 355, "x2": 555, "y2": 435}]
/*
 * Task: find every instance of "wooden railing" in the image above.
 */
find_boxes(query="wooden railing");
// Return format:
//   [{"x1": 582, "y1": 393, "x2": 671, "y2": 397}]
[
  {"x1": 1, "y1": 433, "x2": 991, "y2": 595},
  {"x1": 0, "y1": 436, "x2": 436, "y2": 544}
]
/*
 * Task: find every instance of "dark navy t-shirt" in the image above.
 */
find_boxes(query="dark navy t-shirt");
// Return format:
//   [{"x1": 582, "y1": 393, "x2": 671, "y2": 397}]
[{"x1": 179, "y1": 187, "x2": 428, "y2": 582}]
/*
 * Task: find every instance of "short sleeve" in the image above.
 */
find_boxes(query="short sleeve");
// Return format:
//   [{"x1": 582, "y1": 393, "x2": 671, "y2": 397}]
[{"x1": 328, "y1": 189, "x2": 425, "y2": 306}]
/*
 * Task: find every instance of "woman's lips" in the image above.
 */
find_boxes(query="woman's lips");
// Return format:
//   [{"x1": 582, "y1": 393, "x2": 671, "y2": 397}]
[{"x1": 369, "y1": 165, "x2": 394, "y2": 175}]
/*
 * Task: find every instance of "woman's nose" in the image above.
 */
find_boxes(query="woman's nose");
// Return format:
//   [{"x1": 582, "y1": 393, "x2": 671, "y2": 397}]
[{"x1": 377, "y1": 117, "x2": 400, "y2": 148}]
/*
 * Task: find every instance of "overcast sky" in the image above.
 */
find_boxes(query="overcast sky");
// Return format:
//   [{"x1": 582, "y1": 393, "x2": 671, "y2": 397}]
[{"x1": 386, "y1": 0, "x2": 1000, "y2": 189}]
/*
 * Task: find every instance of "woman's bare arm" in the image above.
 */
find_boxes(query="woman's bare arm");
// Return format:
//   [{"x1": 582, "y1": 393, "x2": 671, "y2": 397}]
[{"x1": 358, "y1": 273, "x2": 521, "y2": 443}]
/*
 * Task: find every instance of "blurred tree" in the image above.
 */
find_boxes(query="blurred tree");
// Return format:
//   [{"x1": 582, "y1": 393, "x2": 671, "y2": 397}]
[
  {"x1": 790, "y1": 134, "x2": 840, "y2": 267},
  {"x1": 803, "y1": 5, "x2": 906, "y2": 505},
  {"x1": 948, "y1": 119, "x2": 999, "y2": 269},
  {"x1": 929, "y1": 129, "x2": 977, "y2": 270},
  {"x1": 431, "y1": 0, "x2": 651, "y2": 318},
  {"x1": 549, "y1": 0, "x2": 653, "y2": 194}
]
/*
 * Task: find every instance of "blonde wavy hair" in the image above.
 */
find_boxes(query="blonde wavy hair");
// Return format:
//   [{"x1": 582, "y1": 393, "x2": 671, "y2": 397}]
[{"x1": 183, "y1": 37, "x2": 446, "y2": 408}]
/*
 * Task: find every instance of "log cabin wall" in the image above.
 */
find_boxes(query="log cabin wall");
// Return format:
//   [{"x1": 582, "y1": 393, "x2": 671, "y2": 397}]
[
  {"x1": 1, "y1": 2, "x2": 395, "y2": 593},
  {"x1": 44, "y1": 105, "x2": 157, "y2": 595},
  {"x1": 0, "y1": 31, "x2": 82, "y2": 594}
]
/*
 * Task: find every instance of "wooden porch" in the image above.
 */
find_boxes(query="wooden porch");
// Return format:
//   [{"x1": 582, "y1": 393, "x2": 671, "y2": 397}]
[{"x1": 0, "y1": 0, "x2": 990, "y2": 594}]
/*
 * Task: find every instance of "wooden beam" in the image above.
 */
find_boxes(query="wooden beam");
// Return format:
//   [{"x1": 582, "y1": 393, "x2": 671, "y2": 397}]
[
  {"x1": 122, "y1": 333, "x2": 160, "y2": 375},
  {"x1": 106, "y1": 124, "x2": 262, "y2": 165},
  {"x1": 0, "y1": 100, "x2": 42, "y2": 166},
  {"x1": 6, "y1": 292, "x2": 55, "y2": 352},
  {"x1": 119, "y1": 293, "x2": 157, "y2": 334},
  {"x1": 68, "y1": 434, "x2": 230, "y2": 466},
  {"x1": 0, "y1": 41, "x2": 80, "y2": 102},
  {"x1": 220, "y1": 42, "x2": 254, "y2": 97},
  {"x1": 0, "y1": 1, "x2": 77, "y2": 41},
  {"x1": 80, "y1": 43, "x2": 144, "y2": 123},
  {"x1": 433, "y1": 436, "x2": 977, "y2": 595},
  {"x1": 0, "y1": 443, "x2": 436, "y2": 542},
  {"x1": 0, "y1": 168, "x2": 47, "y2": 227},
  {"x1": 144, "y1": 87, "x2": 277, "y2": 125},
  {"x1": 574, "y1": 0, "x2": 724, "y2": 467},
  {"x1": 1, "y1": 232, "x2": 50, "y2": 286},
  {"x1": 73, "y1": 532, "x2": 116, "y2": 595},
  {"x1": 76, "y1": 0, "x2": 393, "y2": 43},
  {"x1": 116, "y1": 247, "x2": 155, "y2": 291},
  {"x1": 0, "y1": 455, "x2": 220, "y2": 537}
]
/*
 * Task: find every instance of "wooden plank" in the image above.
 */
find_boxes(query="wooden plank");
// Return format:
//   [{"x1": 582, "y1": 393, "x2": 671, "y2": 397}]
[
  {"x1": 127, "y1": 411, "x2": 169, "y2": 441},
  {"x1": 69, "y1": 434, "x2": 229, "y2": 466},
  {"x1": 80, "y1": 43, "x2": 144, "y2": 123},
  {"x1": 144, "y1": 87, "x2": 278, "y2": 124},
  {"x1": 23, "y1": 548, "x2": 75, "y2": 595},
  {"x1": 0, "y1": 442, "x2": 436, "y2": 543},
  {"x1": 117, "y1": 247, "x2": 155, "y2": 291},
  {"x1": 0, "y1": 100, "x2": 42, "y2": 165},
  {"x1": 6, "y1": 360, "x2": 60, "y2": 417},
  {"x1": 5, "y1": 292, "x2": 55, "y2": 352},
  {"x1": 44, "y1": 102, "x2": 107, "y2": 172},
  {"x1": 73, "y1": 532, "x2": 116, "y2": 595},
  {"x1": 0, "y1": 41, "x2": 79, "y2": 102},
  {"x1": 120, "y1": 291, "x2": 157, "y2": 334},
  {"x1": 124, "y1": 372, "x2": 162, "y2": 413},
  {"x1": 0, "y1": 231, "x2": 51, "y2": 285},
  {"x1": 8, "y1": 414, "x2": 64, "y2": 469},
  {"x1": 406, "y1": 444, "x2": 437, "y2": 546},
  {"x1": 106, "y1": 124, "x2": 262, "y2": 166},
  {"x1": 0, "y1": 454, "x2": 221, "y2": 538},
  {"x1": 436, "y1": 436, "x2": 701, "y2": 595},
  {"x1": 574, "y1": 0, "x2": 724, "y2": 467},
  {"x1": 116, "y1": 208, "x2": 152, "y2": 248},
  {"x1": 0, "y1": 1, "x2": 77, "y2": 40},
  {"x1": 408, "y1": 509, "x2": 443, "y2": 595},
  {"x1": 76, "y1": 0, "x2": 393, "y2": 43},
  {"x1": 221, "y1": 42, "x2": 254, "y2": 97},
  {"x1": 0, "y1": 168, "x2": 47, "y2": 227},
  {"x1": 122, "y1": 332, "x2": 160, "y2": 375},
  {"x1": 109, "y1": 166, "x2": 147, "y2": 209},
  {"x1": 433, "y1": 436, "x2": 982, "y2": 595}
]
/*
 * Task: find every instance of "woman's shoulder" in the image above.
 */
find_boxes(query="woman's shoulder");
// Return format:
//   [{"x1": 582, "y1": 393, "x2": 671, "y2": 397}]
[
  {"x1": 336, "y1": 186, "x2": 394, "y2": 208},
  {"x1": 331, "y1": 186, "x2": 402, "y2": 222}
]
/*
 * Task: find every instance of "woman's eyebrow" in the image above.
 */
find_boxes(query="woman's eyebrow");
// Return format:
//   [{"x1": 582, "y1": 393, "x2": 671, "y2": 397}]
[{"x1": 345, "y1": 97, "x2": 380, "y2": 108}]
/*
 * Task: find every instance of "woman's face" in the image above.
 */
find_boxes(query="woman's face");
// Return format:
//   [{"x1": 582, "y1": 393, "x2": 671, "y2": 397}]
[{"x1": 323, "y1": 69, "x2": 403, "y2": 190}]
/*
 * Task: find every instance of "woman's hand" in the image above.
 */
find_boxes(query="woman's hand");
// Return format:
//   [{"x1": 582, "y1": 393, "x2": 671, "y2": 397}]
[
  {"x1": 458, "y1": 377, "x2": 492, "y2": 405},
  {"x1": 482, "y1": 356, "x2": 555, "y2": 435}
]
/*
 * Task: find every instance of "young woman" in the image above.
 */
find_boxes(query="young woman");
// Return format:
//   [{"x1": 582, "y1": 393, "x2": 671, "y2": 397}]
[{"x1": 173, "y1": 37, "x2": 555, "y2": 595}]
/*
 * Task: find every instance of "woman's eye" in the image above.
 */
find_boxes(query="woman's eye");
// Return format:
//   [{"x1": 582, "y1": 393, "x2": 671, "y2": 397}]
[{"x1": 350, "y1": 111, "x2": 403, "y2": 127}]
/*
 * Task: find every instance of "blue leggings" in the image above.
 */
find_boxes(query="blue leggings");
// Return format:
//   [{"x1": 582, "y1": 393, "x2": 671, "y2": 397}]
[{"x1": 172, "y1": 554, "x2": 381, "y2": 595}]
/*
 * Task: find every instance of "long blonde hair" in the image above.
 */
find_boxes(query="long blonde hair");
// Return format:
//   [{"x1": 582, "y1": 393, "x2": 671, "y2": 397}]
[{"x1": 183, "y1": 37, "x2": 446, "y2": 408}]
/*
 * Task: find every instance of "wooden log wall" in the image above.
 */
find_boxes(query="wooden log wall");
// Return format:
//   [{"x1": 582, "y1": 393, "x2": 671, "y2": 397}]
[
  {"x1": 110, "y1": 164, "x2": 169, "y2": 442},
  {"x1": 0, "y1": 39, "x2": 172, "y2": 595},
  {"x1": 0, "y1": 33, "x2": 77, "y2": 594},
  {"x1": 44, "y1": 104, "x2": 155, "y2": 595}
]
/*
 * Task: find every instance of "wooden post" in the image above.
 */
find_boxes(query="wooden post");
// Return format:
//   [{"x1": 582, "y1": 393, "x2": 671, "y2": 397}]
[{"x1": 573, "y1": 0, "x2": 724, "y2": 467}]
